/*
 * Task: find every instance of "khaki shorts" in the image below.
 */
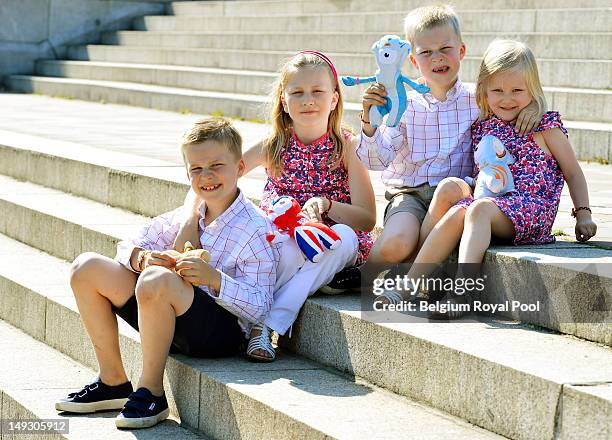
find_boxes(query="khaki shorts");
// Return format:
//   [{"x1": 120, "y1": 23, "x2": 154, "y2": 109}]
[{"x1": 383, "y1": 184, "x2": 436, "y2": 225}]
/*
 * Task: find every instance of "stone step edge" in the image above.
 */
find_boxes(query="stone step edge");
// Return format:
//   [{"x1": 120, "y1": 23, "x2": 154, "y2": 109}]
[
  {"x1": 34, "y1": 60, "x2": 612, "y2": 97},
  {"x1": 0, "y1": 231, "x2": 608, "y2": 440},
  {"x1": 67, "y1": 44, "x2": 612, "y2": 63},
  {"x1": 7, "y1": 76, "x2": 612, "y2": 131},
  {"x1": 155, "y1": 6, "x2": 612, "y2": 17},
  {"x1": 169, "y1": 0, "x2": 610, "y2": 7},
  {"x1": 106, "y1": 30, "x2": 612, "y2": 36},
  {"x1": 0, "y1": 321, "x2": 204, "y2": 439},
  {"x1": 0, "y1": 237, "x2": 503, "y2": 440}
]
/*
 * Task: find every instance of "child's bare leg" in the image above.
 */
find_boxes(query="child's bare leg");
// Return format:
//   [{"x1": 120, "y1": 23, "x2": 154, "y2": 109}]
[
  {"x1": 459, "y1": 200, "x2": 515, "y2": 263},
  {"x1": 135, "y1": 266, "x2": 194, "y2": 396},
  {"x1": 367, "y1": 212, "x2": 421, "y2": 264},
  {"x1": 413, "y1": 207, "x2": 466, "y2": 266},
  {"x1": 70, "y1": 252, "x2": 137, "y2": 385},
  {"x1": 382, "y1": 207, "x2": 465, "y2": 301},
  {"x1": 419, "y1": 178, "x2": 472, "y2": 249}
]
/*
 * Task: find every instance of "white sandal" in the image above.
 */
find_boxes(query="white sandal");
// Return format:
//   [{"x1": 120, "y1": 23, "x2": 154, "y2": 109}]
[{"x1": 246, "y1": 324, "x2": 275, "y2": 362}]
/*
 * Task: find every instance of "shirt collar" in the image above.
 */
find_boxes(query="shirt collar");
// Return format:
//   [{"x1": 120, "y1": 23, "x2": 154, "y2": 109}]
[
  {"x1": 419, "y1": 78, "x2": 463, "y2": 107},
  {"x1": 198, "y1": 189, "x2": 247, "y2": 229}
]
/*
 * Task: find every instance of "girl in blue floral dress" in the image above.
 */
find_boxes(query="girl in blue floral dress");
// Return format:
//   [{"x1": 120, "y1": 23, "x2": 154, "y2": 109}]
[{"x1": 380, "y1": 40, "x2": 596, "y2": 317}]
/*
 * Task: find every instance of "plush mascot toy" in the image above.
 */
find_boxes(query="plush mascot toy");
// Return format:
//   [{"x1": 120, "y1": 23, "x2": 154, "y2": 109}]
[
  {"x1": 266, "y1": 196, "x2": 342, "y2": 263},
  {"x1": 341, "y1": 35, "x2": 430, "y2": 128},
  {"x1": 465, "y1": 135, "x2": 515, "y2": 199},
  {"x1": 166, "y1": 241, "x2": 212, "y2": 285}
]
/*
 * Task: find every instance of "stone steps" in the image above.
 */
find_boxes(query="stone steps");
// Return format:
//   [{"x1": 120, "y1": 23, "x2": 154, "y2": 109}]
[
  {"x1": 34, "y1": 60, "x2": 612, "y2": 124},
  {"x1": 0, "y1": 321, "x2": 206, "y2": 439},
  {"x1": 0, "y1": 117, "x2": 612, "y2": 345},
  {"x1": 100, "y1": 30, "x2": 612, "y2": 60},
  {"x1": 0, "y1": 234, "x2": 503, "y2": 440},
  {"x1": 0, "y1": 174, "x2": 609, "y2": 440},
  {"x1": 3, "y1": 144, "x2": 612, "y2": 347},
  {"x1": 0, "y1": 2, "x2": 609, "y2": 439},
  {"x1": 6, "y1": 76, "x2": 612, "y2": 164},
  {"x1": 167, "y1": 0, "x2": 612, "y2": 15},
  {"x1": 134, "y1": 9, "x2": 612, "y2": 33},
  {"x1": 62, "y1": 45, "x2": 612, "y2": 90}
]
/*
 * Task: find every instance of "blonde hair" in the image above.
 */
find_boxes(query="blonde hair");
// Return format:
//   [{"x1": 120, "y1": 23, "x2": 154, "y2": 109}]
[
  {"x1": 404, "y1": 4, "x2": 462, "y2": 49},
  {"x1": 181, "y1": 117, "x2": 242, "y2": 164},
  {"x1": 263, "y1": 52, "x2": 350, "y2": 178},
  {"x1": 475, "y1": 39, "x2": 547, "y2": 120}
]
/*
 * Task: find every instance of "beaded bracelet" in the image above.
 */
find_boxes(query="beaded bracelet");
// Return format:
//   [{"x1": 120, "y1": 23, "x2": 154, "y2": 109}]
[
  {"x1": 359, "y1": 111, "x2": 370, "y2": 125},
  {"x1": 571, "y1": 206, "x2": 592, "y2": 218}
]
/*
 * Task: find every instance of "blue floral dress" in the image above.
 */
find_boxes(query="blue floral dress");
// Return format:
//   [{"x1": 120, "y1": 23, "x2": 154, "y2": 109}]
[
  {"x1": 259, "y1": 131, "x2": 373, "y2": 264},
  {"x1": 456, "y1": 112, "x2": 566, "y2": 244}
]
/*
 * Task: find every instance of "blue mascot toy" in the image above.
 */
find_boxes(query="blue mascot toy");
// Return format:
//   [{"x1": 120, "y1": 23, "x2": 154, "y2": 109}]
[
  {"x1": 342, "y1": 35, "x2": 430, "y2": 128},
  {"x1": 465, "y1": 135, "x2": 515, "y2": 199}
]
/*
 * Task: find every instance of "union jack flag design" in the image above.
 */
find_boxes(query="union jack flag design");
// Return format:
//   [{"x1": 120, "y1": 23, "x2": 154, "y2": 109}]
[{"x1": 266, "y1": 196, "x2": 342, "y2": 263}]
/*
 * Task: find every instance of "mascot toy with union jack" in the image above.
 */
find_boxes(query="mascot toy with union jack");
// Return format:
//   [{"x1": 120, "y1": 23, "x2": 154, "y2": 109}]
[
  {"x1": 465, "y1": 135, "x2": 515, "y2": 199},
  {"x1": 266, "y1": 196, "x2": 342, "y2": 263}
]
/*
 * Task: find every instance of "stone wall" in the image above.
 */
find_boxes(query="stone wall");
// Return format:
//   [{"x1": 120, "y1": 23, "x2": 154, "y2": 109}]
[{"x1": 0, "y1": 0, "x2": 172, "y2": 78}]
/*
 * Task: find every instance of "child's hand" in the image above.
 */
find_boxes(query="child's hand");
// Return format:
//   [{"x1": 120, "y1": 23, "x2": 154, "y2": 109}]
[
  {"x1": 173, "y1": 218, "x2": 201, "y2": 252},
  {"x1": 142, "y1": 250, "x2": 176, "y2": 270},
  {"x1": 173, "y1": 200, "x2": 203, "y2": 251},
  {"x1": 575, "y1": 212, "x2": 597, "y2": 242},
  {"x1": 515, "y1": 101, "x2": 541, "y2": 135},
  {"x1": 302, "y1": 197, "x2": 331, "y2": 222},
  {"x1": 174, "y1": 256, "x2": 221, "y2": 290},
  {"x1": 362, "y1": 83, "x2": 387, "y2": 114}
]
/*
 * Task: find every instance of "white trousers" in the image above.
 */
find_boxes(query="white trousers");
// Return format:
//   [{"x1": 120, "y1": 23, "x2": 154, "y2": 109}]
[{"x1": 265, "y1": 224, "x2": 359, "y2": 336}]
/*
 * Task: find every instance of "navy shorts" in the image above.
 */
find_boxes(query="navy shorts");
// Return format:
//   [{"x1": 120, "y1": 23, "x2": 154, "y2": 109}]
[{"x1": 113, "y1": 286, "x2": 245, "y2": 358}]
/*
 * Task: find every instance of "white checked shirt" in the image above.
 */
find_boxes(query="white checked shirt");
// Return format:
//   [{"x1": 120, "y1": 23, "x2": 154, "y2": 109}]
[
  {"x1": 115, "y1": 190, "x2": 278, "y2": 336},
  {"x1": 357, "y1": 79, "x2": 479, "y2": 188}
]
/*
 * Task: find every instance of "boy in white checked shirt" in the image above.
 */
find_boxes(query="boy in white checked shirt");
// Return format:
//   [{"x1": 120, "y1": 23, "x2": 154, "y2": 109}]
[
  {"x1": 358, "y1": 5, "x2": 539, "y2": 265},
  {"x1": 55, "y1": 118, "x2": 279, "y2": 429}
]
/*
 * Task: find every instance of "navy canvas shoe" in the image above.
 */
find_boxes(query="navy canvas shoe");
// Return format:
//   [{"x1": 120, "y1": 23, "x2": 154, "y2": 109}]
[
  {"x1": 319, "y1": 265, "x2": 361, "y2": 295},
  {"x1": 55, "y1": 378, "x2": 133, "y2": 413},
  {"x1": 115, "y1": 387, "x2": 169, "y2": 429}
]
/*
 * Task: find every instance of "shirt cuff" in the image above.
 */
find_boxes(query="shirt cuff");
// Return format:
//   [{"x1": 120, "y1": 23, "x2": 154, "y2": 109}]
[
  {"x1": 198, "y1": 271, "x2": 231, "y2": 300},
  {"x1": 115, "y1": 242, "x2": 138, "y2": 272},
  {"x1": 360, "y1": 127, "x2": 379, "y2": 143}
]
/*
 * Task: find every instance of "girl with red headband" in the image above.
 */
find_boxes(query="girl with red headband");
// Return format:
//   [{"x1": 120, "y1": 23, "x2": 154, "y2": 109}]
[{"x1": 251, "y1": 50, "x2": 376, "y2": 361}]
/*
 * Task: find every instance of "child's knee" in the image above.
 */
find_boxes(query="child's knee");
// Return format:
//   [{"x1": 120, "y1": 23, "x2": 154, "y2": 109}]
[
  {"x1": 464, "y1": 200, "x2": 496, "y2": 224},
  {"x1": 330, "y1": 224, "x2": 359, "y2": 265},
  {"x1": 135, "y1": 266, "x2": 176, "y2": 303},
  {"x1": 331, "y1": 224, "x2": 358, "y2": 249},
  {"x1": 70, "y1": 252, "x2": 105, "y2": 287},
  {"x1": 376, "y1": 231, "x2": 418, "y2": 263},
  {"x1": 377, "y1": 242, "x2": 413, "y2": 263},
  {"x1": 442, "y1": 206, "x2": 467, "y2": 228},
  {"x1": 433, "y1": 178, "x2": 470, "y2": 207}
]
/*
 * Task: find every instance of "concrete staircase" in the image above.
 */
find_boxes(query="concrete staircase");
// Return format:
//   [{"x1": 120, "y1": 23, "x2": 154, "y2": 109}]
[
  {"x1": 0, "y1": 1, "x2": 611, "y2": 439},
  {"x1": 0, "y1": 98, "x2": 609, "y2": 439},
  {"x1": 3, "y1": 0, "x2": 612, "y2": 162}
]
